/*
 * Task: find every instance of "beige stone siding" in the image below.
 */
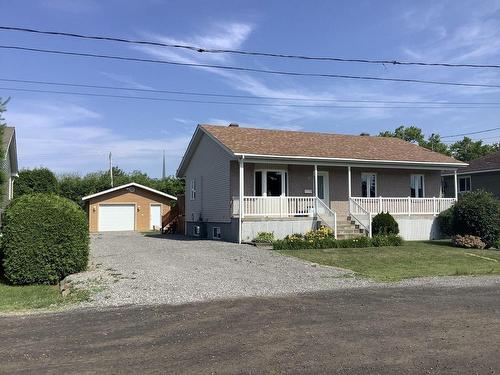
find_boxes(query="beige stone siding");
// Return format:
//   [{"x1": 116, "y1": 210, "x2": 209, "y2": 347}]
[{"x1": 87, "y1": 187, "x2": 173, "y2": 232}]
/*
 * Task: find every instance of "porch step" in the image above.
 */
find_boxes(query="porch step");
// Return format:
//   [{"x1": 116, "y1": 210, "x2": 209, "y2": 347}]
[{"x1": 334, "y1": 217, "x2": 368, "y2": 240}]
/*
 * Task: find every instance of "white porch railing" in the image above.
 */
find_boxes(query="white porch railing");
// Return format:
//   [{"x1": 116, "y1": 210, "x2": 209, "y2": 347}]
[
  {"x1": 232, "y1": 196, "x2": 316, "y2": 217},
  {"x1": 348, "y1": 198, "x2": 372, "y2": 236},
  {"x1": 316, "y1": 198, "x2": 338, "y2": 238},
  {"x1": 350, "y1": 197, "x2": 456, "y2": 216}
]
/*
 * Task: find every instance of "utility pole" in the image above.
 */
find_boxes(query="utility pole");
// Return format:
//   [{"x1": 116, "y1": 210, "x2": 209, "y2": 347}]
[
  {"x1": 162, "y1": 150, "x2": 166, "y2": 180},
  {"x1": 109, "y1": 152, "x2": 113, "y2": 187}
]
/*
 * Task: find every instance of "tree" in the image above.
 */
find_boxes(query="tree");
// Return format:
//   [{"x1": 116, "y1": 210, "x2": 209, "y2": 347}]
[
  {"x1": 57, "y1": 166, "x2": 185, "y2": 207},
  {"x1": 0, "y1": 98, "x2": 8, "y2": 201},
  {"x1": 421, "y1": 133, "x2": 450, "y2": 155},
  {"x1": 14, "y1": 168, "x2": 58, "y2": 198},
  {"x1": 379, "y1": 125, "x2": 425, "y2": 144},
  {"x1": 379, "y1": 125, "x2": 449, "y2": 155},
  {"x1": 449, "y1": 137, "x2": 499, "y2": 162}
]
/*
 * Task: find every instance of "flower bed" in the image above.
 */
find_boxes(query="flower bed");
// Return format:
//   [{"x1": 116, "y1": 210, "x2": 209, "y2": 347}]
[{"x1": 273, "y1": 227, "x2": 402, "y2": 250}]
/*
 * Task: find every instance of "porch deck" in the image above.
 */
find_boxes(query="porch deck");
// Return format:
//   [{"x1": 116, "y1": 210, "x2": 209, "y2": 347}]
[{"x1": 233, "y1": 196, "x2": 455, "y2": 218}]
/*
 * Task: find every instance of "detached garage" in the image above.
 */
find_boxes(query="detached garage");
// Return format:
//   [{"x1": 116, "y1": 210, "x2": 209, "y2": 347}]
[{"x1": 82, "y1": 182, "x2": 177, "y2": 232}]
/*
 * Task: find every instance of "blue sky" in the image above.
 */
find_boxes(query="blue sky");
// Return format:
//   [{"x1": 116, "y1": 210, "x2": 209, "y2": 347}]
[{"x1": 2, "y1": 0, "x2": 500, "y2": 177}]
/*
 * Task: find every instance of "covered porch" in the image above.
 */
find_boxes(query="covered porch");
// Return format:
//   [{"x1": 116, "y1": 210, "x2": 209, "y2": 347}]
[{"x1": 231, "y1": 159, "x2": 459, "y2": 242}]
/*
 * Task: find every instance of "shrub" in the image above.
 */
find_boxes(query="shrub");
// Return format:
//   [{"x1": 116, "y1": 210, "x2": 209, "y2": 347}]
[
  {"x1": 272, "y1": 228, "x2": 402, "y2": 250},
  {"x1": 2, "y1": 194, "x2": 89, "y2": 285},
  {"x1": 493, "y1": 238, "x2": 500, "y2": 250},
  {"x1": 304, "y1": 226, "x2": 334, "y2": 240},
  {"x1": 253, "y1": 232, "x2": 274, "y2": 243},
  {"x1": 452, "y1": 191, "x2": 500, "y2": 248},
  {"x1": 437, "y1": 207, "x2": 454, "y2": 238},
  {"x1": 371, "y1": 234, "x2": 404, "y2": 247},
  {"x1": 452, "y1": 235, "x2": 486, "y2": 250},
  {"x1": 371, "y1": 212, "x2": 399, "y2": 235},
  {"x1": 336, "y1": 236, "x2": 372, "y2": 248},
  {"x1": 14, "y1": 168, "x2": 58, "y2": 198}
]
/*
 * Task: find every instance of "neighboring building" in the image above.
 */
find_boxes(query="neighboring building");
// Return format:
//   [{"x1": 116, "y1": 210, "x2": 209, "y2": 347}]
[
  {"x1": 442, "y1": 150, "x2": 500, "y2": 199},
  {"x1": 1, "y1": 126, "x2": 18, "y2": 210},
  {"x1": 82, "y1": 182, "x2": 176, "y2": 232},
  {"x1": 177, "y1": 124, "x2": 467, "y2": 243}
]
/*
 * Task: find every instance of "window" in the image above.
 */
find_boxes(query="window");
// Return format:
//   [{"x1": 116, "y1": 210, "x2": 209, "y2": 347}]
[
  {"x1": 212, "y1": 227, "x2": 221, "y2": 239},
  {"x1": 459, "y1": 176, "x2": 471, "y2": 193},
  {"x1": 190, "y1": 179, "x2": 196, "y2": 200},
  {"x1": 255, "y1": 171, "x2": 262, "y2": 196},
  {"x1": 361, "y1": 173, "x2": 377, "y2": 197},
  {"x1": 410, "y1": 175, "x2": 425, "y2": 198},
  {"x1": 254, "y1": 170, "x2": 288, "y2": 196},
  {"x1": 193, "y1": 225, "x2": 200, "y2": 236}
]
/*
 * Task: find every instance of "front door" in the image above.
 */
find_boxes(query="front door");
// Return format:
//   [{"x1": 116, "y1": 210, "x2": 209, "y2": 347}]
[
  {"x1": 150, "y1": 204, "x2": 161, "y2": 230},
  {"x1": 316, "y1": 171, "x2": 330, "y2": 206}
]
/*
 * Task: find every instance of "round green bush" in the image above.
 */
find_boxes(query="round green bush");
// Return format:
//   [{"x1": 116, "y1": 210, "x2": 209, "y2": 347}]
[
  {"x1": 437, "y1": 207, "x2": 454, "y2": 238},
  {"x1": 452, "y1": 190, "x2": 499, "y2": 248},
  {"x1": 371, "y1": 212, "x2": 399, "y2": 235},
  {"x1": 1, "y1": 194, "x2": 89, "y2": 285}
]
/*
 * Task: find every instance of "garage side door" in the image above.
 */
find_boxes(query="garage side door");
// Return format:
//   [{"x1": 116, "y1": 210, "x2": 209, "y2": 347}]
[{"x1": 98, "y1": 204, "x2": 135, "y2": 231}]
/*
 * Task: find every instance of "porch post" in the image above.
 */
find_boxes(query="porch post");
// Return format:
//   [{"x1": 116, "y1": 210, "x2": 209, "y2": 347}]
[
  {"x1": 314, "y1": 164, "x2": 318, "y2": 215},
  {"x1": 347, "y1": 166, "x2": 352, "y2": 199},
  {"x1": 238, "y1": 157, "x2": 244, "y2": 244},
  {"x1": 454, "y1": 170, "x2": 458, "y2": 201}
]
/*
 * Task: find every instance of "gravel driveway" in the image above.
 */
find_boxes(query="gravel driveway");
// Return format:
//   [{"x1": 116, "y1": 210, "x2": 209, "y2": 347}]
[{"x1": 81, "y1": 232, "x2": 371, "y2": 307}]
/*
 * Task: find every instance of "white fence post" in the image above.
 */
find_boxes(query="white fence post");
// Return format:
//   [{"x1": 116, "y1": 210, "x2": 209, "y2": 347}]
[
  {"x1": 369, "y1": 212, "x2": 373, "y2": 238},
  {"x1": 334, "y1": 212, "x2": 337, "y2": 239},
  {"x1": 408, "y1": 196, "x2": 411, "y2": 216},
  {"x1": 433, "y1": 197, "x2": 437, "y2": 216},
  {"x1": 379, "y1": 196, "x2": 383, "y2": 213}
]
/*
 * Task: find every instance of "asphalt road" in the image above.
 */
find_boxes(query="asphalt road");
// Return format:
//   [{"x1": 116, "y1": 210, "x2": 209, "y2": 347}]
[{"x1": 1, "y1": 286, "x2": 499, "y2": 374}]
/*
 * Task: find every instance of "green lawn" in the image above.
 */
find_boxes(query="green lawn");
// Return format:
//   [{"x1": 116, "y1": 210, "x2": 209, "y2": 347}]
[
  {"x1": 279, "y1": 241, "x2": 500, "y2": 282},
  {"x1": 0, "y1": 283, "x2": 91, "y2": 313}
]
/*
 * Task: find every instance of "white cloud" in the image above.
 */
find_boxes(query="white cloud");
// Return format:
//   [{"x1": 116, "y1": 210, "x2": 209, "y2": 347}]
[
  {"x1": 6, "y1": 101, "x2": 190, "y2": 176},
  {"x1": 100, "y1": 72, "x2": 156, "y2": 90}
]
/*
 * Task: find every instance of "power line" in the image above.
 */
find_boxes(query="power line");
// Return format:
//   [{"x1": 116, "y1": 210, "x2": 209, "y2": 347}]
[
  {"x1": 4, "y1": 77, "x2": 500, "y2": 106},
  {"x1": 2, "y1": 25, "x2": 500, "y2": 69},
  {"x1": 441, "y1": 127, "x2": 500, "y2": 138},
  {"x1": 5, "y1": 86, "x2": 500, "y2": 109},
  {"x1": 3, "y1": 45, "x2": 500, "y2": 89}
]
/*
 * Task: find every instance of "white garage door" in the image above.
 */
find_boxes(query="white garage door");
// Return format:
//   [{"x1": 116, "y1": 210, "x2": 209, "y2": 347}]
[{"x1": 98, "y1": 204, "x2": 135, "y2": 232}]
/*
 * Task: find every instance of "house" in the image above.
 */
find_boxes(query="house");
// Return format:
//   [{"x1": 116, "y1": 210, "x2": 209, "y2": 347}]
[
  {"x1": 82, "y1": 182, "x2": 177, "y2": 232},
  {"x1": 1, "y1": 126, "x2": 18, "y2": 210},
  {"x1": 442, "y1": 150, "x2": 500, "y2": 199},
  {"x1": 176, "y1": 124, "x2": 467, "y2": 243}
]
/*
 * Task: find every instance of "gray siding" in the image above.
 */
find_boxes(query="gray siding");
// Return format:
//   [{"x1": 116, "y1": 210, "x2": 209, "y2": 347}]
[
  {"x1": 443, "y1": 171, "x2": 500, "y2": 199},
  {"x1": 350, "y1": 168, "x2": 442, "y2": 198},
  {"x1": 184, "y1": 133, "x2": 233, "y2": 223},
  {"x1": 231, "y1": 164, "x2": 442, "y2": 199}
]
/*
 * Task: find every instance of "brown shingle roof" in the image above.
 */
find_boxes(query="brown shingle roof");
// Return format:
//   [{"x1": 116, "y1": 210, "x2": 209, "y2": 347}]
[
  {"x1": 458, "y1": 150, "x2": 500, "y2": 173},
  {"x1": 201, "y1": 125, "x2": 464, "y2": 165}
]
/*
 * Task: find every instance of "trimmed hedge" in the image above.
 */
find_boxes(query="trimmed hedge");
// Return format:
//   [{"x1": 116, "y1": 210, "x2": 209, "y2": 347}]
[
  {"x1": 14, "y1": 168, "x2": 58, "y2": 199},
  {"x1": 371, "y1": 212, "x2": 399, "y2": 235},
  {"x1": 1, "y1": 194, "x2": 89, "y2": 285},
  {"x1": 451, "y1": 191, "x2": 499, "y2": 248},
  {"x1": 273, "y1": 233, "x2": 403, "y2": 250}
]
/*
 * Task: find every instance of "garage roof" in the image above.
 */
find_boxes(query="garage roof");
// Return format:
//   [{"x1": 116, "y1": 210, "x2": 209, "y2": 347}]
[{"x1": 81, "y1": 182, "x2": 177, "y2": 201}]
